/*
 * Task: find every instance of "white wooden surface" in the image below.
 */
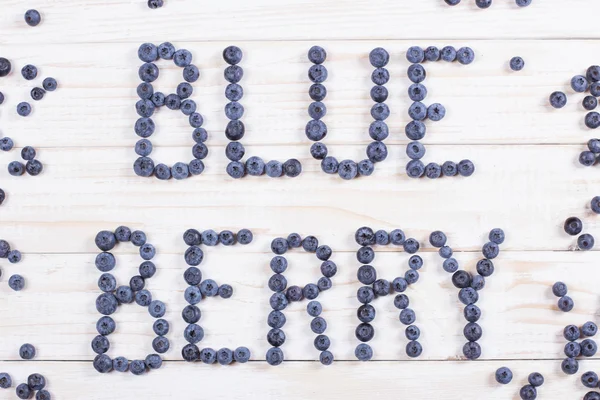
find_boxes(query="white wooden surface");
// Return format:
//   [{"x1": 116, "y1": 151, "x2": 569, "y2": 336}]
[{"x1": 1, "y1": 1, "x2": 600, "y2": 399}]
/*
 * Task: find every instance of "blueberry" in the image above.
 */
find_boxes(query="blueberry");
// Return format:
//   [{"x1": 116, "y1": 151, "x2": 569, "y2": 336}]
[
  {"x1": 308, "y1": 65, "x2": 328, "y2": 83},
  {"x1": 586, "y1": 112, "x2": 600, "y2": 129},
  {"x1": 93, "y1": 354, "x2": 112, "y2": 373},
  {"x1": 130, "y1": 359, "x2": 146, "y2": 375},
  {"x1": 0, "y1": 137, "x2": 14, "y2": 152},
  {"x1": 139, "y1": 243, "x2": 156, "y2": 260},
  {"x1": 441, "y1": 46, "x2": 457, "y2": 62},
  {"x1": 392, "y1": 277, "x2": 408, "y2": 293},
  {"x1": 16, "y1": 383, "x2": 33, "y2": 399},
  {"x1": 394, "y1": 294, "x2": 410, "y2": 310},
  {"x1": 452, "y1": 270, "x2": 472, "y2": 289},
  {"x1": 0, "y1": 92, "x2": 3, "y2": 105},
  {"x1": 369, "y1": 121, "x2": 389, "y2": 142},
  {"x1": 408, "y1": 84, "x2": 427, "y2": 102},
  {"x1": 564, "y1": 217, "x2": 583, "y2": 236},
  {"x1": 357, "y1": 286, "x2": 375, "y2": 304},
  {"x1": 425, "y1": 162, "x2": 442, "y2": 179},
  {"x1": 303, "y1": 283, "x2": 320, "y2": 300},
  {"x1": 561, "y1": 357, "x2": 579, "y2": 375},
  {"x1": 6, "y1": 249, "x2": 21, "y2": 264},
  {"x1": 582, "y1": 371, "x2": 599, "y2": 388},
  {"x1": 184, "y1": 324, "x2": 204, "y2": 344},
  {"x1": 183, "y1": 65, "x2": 200, "y2": 83},
  {"x1": 182, "y1": 344, "x2": 200, "y2": 362},
  {"x1": 515, "y1": 0, "x2": 532, "y2": 5},
  {"x1": 441, "y1": 258, "x2": 458, "y2": 273},
  {"x1": 98, "y1": 273, "x2": 117, "y2": 292},
  {"x1": 219, "y1": 230, "x2": 236, "y2": 246},
  {"x1": 408, "y1": 102, "x2": 427, "y2": 120},
  {"x1": 428, "y1": 231, "x2": 447, "y2": 248},
  {"x1": 370, "y1": 85, "x2": 389, "y2": 103},
  {"x1": 583, "y1": 96, "x2": 598, "y2": 111},
  {"x1": 148, "y1": 300, "x2": 166, "y2": 318},
  {"x1": 138, "y1": 63, "x2": 159, "y2": 82},
  {"x1": 164, "y1": 93, "x2": 181, "y2": 110},
  {"x1": 563, "y1": 324, "x2": 580, "y2": 341},
  {"x1": 96, "y1": 293, "x2": 118, "y2": 315},
  {"x1": 181, "y1": 100, "x2": 197, "y2": 116},
  {"x1": 353, "y1": 343, "x2": 373, "y2": 361},
  {"x1": 475, "y1": 0, "x2": 492, "y2": 8},
  {"x1": 495, "y1": 367, "x2": 513, "y2": 384},
  {"x1": 236, "y1": 229, "x2": 253, "y2": 245},
  {"x1": 225, "y1": 143, "x2": 245, "y2": 162},
  {"x1": 25, "y1": 159, "x2": 43, "y2": 176},
  {"x1": 319, "y1": 350, "x2": 334, "y2": 365},
  {"x1": 564, "y1": 341, "x2": 581, "y2": 358},
  {"x1": 552, "y1": 282, "x2": 567, "y2": 297},
  {"x1": 519, "y1": 385, "x2": 537, "y2": 400},
  {"x1": 558, "y1": 295, "x2": 574, "y2": 312},
  {"x1": 373, "y1": 279, "x2": 391, "y2": 296},
  {"x1": 225, "y1": 84, "x2": 244, "y2": 103},
  {"x1": 549, "y1": 91, "x2": 567, "y2": 108},
  {"x1": 304, "y1": 46, "x2": 327, "y2": 66},
  {"x1": 223, "y1": 46, "x2": 243, "y2": 65},
  {"x1": 403, "y1": 238, "x2": 419, "y2": 254},
  {"x1": 475, "y1": 259, "x2": 493, "y2": 277},
  {"x1": 458, "y1": 287, "x2": 479, "y2": 305},
  {"x1": 245, "y1": 156, "x2": 265, "y2": 176},
  {"x1": 399, "y1": 308, "x2": 416, "y2": 325},
  {"x1": 321, "y1": 156, "x2": 339, "y2": 174},
  {"x1": 510, "y1": 56, "x2": 525, "y2": 71},
  {"x1": 571, "y1": 75, "x2": 589, "y2": 93},
  {"x1": 424, "y1": 46, "x2": 441, "y2": 61},
  {"x1": 153, "y1": 319, "x2": 169, "y2": 336},
  {"x1": 366, "y1": 141, "x2": 388, "y2": 163},
  {"x1": 355, "y1": 323, "x2": 375, "y2": 342},
  {"x1": 582, "y1": 339, "x2": 598, "y2": 357},
  {"x1": 406, "y1": 341, "x2": 423, "y2": 358},
  {"x1": 309, "y1": 84, "x2": 327, "y2": 101},
  {"x1": 578, "y1": 233, "x2": 595, "y2": 250},
  {"x1": 266, "y1": 347, "x2": 284, "y2": 366},
  {"x1": 390, "y1": 229, "x2": 406, "y2": 245},
  {"x1": 0, "y1": 189, "x2": 4, "y2": 206},
  {"x1": 42, "y1": 77, "x2": 57, "y2": 91},
  {"x1": 463, "y1": 341, "x2": 481, "y2": 360},
  {"x1": 369, "y1": 47, "x2": 389, "y2": 68},
  {"x1": 138, "y1": 43, "x2": 158, "y2": 63},
  {"x1": 115, "y1": 285, "x2": 134, "y2": 304},
  {"x1": 172, "y1": 162, "x2": 190, "y2": 180},
  {"x1": 336, "y1": 159, "x2": 357, "y2": 180},
  {"x1": 283, "y1": 159, "x2": 302, "y2": 177},
  {"x1": 357, "y1": 159, "x2": 375, "y2": 176},
  {"x1": 217, "y1": 348, "x2": 234, "y2": 365},
  {"x1": 91, "y1": 335, "x2": 110, "y2": 354},
  {"x1": 427, "y1": 103, "x2": 446, "y2": 122},
  {"x1": 357, "y1": 304, "x2": 376, "y2": 322},
  {"x1": 21, "y1": 64, "x2": 38, "y2": 80},
  {"x1": 305, "y1": 119, "x2": 327, "y2": 141},
  {"x1": 27, "y1": 374, "x2": 46, "y2": 391},
  {"x1": 173, "y1": 49, "x2": 193, "y2": 67},
  {"x1": 135, "y1": 139, "x2": 152, "y2": 156},
  {"x1": 200, "y1": 229, "x2": 218, "y2": 246},
  {"x1": 375, "y1": 230, "x2": 389, "y2": 245},
  {"x1": 96, "y1": 316, "x2": 116, "y2": 335},
  {"x1": 234, "y1": 347, "x2": 251, "y2": 363},
  {"x1": 526, "y1": 372, "x2": 544, "y2": 387},
  {"x1": 407, "y1": 64, "x2": 426, "y2": 84},
  {"x1": 145, "y1": 354, "x2": 162, "y2": 370},
  {"x1": 371, "y1": 103, "x2": 390, "y2": 120},
  {"x1": 321, "y1": 261, "x2": 337, "y2": 278},
  {"x1": 458, "y1": 159, "x2": 475, "y2": 177},
  {"x1": 406, "y1": 46, "x2": 424, "y2": 64},
  {"x1": 7, "y1": 161, "x2": 24, "y2": 176},
  {"x1": 134, "y1": 156, "x2": 155, "y2": 177},
  {"x1": 30, "y1": 87, "x2": 45, "y2": 101},
  {"x1": 406, "y1": 325, "x2": 421, "y2": 341},
  {"x1": 309, "y1": 143, "x2": 328, "y2": 160},
  {"x1": 19, "y1": 343, "x2": 36, "y2": 360},
  {"x1": 592, "y1": 83, "x2": 600, "y2": 97},
  {"x1": 17, "y1": 102, "x2": 32, "y2": 117},
  {"x1": 184, "y1": 286, "x2": 201, "y2": 305},
  {"x1": 313, "y1": 334, "x2": 331, "y2": 351},
  {"x1": 0, "y1": 57, "x2": 10, "y2": 77},
  {"x1": 371, "y1": 68, "x2": 389, "y2": 85},
  {"x1": 482, "y1": 242, "x2": 499, "y2": 259},
  {"x1": 442, "y1": 161, "x2": 458, "y2": 176},
  {"x1": 585, "y1": 392, "x2": 600, "y2": 400},
  {"x1": 225, "y1": 101, "x2": 244, "y2": 120},
  {"x1": 184, "y1": 267, "x2": 202, "y2": 286},
  {"x1": 270, "y1": 292, "x2": 288, "y2": 310},
  {"x1": 405, "y1": 121, "x2": 426, "y2": 140},
  {"x1": 456, "y1": 47, "x2": 475, "y2": 65},
  {"x1": 200, "y1": 279, "x2": 219, "y2": 297},
  {"x1": 316, "y1": 245, "x2": 332, "y2": 261},
  {"x1": 268, "y1": 310, "x2": 286, "y2": 329}
]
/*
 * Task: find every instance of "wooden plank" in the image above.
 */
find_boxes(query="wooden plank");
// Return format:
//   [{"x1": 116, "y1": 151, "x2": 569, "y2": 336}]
[
  {"x1": 1, "y1": 1, "x2": 600, "y2": 43},
  {"x1": 0, "y1": 40, "x2": 598, "y2": 148},
  {"x1": 1, "y1": 144, "x2": 597, "y2": 253},
  {"x1": 0, "y1": 251, "x2": 598, "y2": 361},
  {"x1": 0, "y1": 360, "x2": 595, "y2": 399}
]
